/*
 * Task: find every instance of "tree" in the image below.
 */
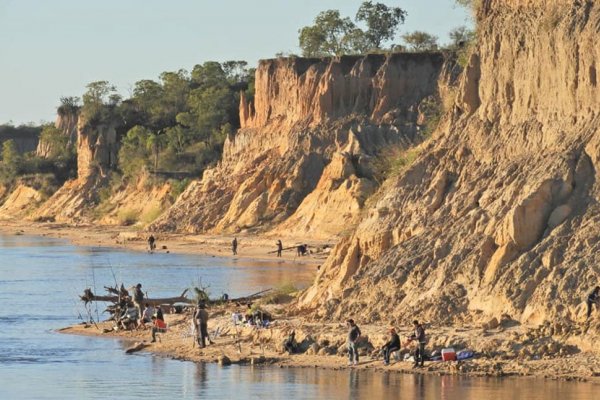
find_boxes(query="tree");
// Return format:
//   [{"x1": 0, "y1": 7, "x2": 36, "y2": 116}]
[
  {"x1": 146, "y1": 132, "x2": 167, "y2": 173},
  {"x1": 1, "y1": 139, "x2": 21, "y2": 177},
  {"x1": 402, "y1": 31, "x2": 439, "y2": 52},
  {"x1": 448, "y1": 26, "x2": 476, "y2": 49},
  {"x1": 57, "y1": 96, "x2": 81, "y2": 116},
  {"x1": 298, "y1": 10, "x2": 358, "y2": 56},
  {"x1": 355, "y1": 1, "x2": 406, "y2": 50}
]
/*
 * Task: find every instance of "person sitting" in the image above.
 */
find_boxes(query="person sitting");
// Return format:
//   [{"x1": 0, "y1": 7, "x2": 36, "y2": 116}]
[
  {"x1": 154, "y1": 306, "x2": 164, "y2": 322},
  {"x1": 120, "y1": 306, "x2": 139, "y2": 331},
  {"x1": 381, "y1": 328, "x2": 401, "y2": 365},
  {"x1": 296, "y1": 244, "x2": 308, "y2": 257},
  {"x1": 150, "y1": 315, "x2": 167, "y2": 343},
  {"x1": 283, "y1": 330, "x2": 297, "y2": 354},
  {"x1": 139, "y1": 303, "x2": 155, "y2": 329}
]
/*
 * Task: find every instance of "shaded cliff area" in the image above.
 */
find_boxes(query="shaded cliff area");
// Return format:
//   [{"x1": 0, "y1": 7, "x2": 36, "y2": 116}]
[
  {"x1": 150, "y1": 54, "x2": 454, "y2": 238},
  {"x1": 299, "y1": 0, "x2": 600, "y2": 344}
]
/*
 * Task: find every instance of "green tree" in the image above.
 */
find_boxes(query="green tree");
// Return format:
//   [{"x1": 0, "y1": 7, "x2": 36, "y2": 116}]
[
  {"x1": 39, "y1": 124, "x2": 71, "y2": 159},
  {"x1": 146, "y1": 132, "x2": 167, "y2": 173},
  {"x1": 448, "y1": 26, "x2": 476, "y2": 49},
  {"x1": 118, "y1": 125, "x2": 152, "y2": 177},
  {"x1": 298, "y1": 10, "x2": 358, "y2": 56},
  {"x1": 1, "y1": 139, "x2": 21, "y2": 178},
  {"x1": 402, "y1": 31, "x2": 439, "y2": 51},
  {"x1": 57, "y1": 96, "x2": 80, "y2": 116},
  {"x1": 355, "y1": 1, "x2": 407, "y2": 50}
]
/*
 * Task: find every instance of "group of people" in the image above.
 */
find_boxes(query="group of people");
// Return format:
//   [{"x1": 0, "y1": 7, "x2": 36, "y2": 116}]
[{"x1": 346, "y1": 319, "x2": 427, "y2": 368}]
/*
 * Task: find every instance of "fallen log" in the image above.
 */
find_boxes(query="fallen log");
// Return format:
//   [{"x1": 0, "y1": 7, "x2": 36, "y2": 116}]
[
  {"x1": 266, "y1": 246, "x2": 303, "y2": 254},
  {"x1": 80, "y1": 288, "x2": 190, "y2": 306}
]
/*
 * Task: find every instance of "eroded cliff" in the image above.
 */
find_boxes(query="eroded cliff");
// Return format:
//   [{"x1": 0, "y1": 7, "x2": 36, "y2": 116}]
[
  {"x1": 31, "y1": 114, "x2": 117, "y2": 222},
  {"x1": 151, "y1": 54, "x2": 452, "y2": 237},
  {"x1": 300, "y1": 0, "x2": 600, "y2": 333}
]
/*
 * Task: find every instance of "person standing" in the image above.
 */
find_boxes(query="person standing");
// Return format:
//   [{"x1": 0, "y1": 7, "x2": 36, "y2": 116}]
[
  {"x1": 194, "y1": 301, "x2": 212, "y2": 348},
  {"x1": 347, "y1": 319, "x2": 361, "y2": 366},
  {"x1": 382, "y1": 328, "x2": 401, "y2": 365},
  {"x1": 147, "y1": 235, "x2": 156, "y2": 252},
  {"x1": 408, "y1": 320, "x2": 427, "y2": 368},
  {"x1": 587, "y1": 286, "x2": 600, "y2": 319},
  {"x1": 132, "y1": 283, "x2": 144, "y2": 321},
  {"x1": 276, "y1": 240, "x2": 283, "y2": 257},
  {"x1": 232, "y1": 237, "x2": 238, "y2": 255}
]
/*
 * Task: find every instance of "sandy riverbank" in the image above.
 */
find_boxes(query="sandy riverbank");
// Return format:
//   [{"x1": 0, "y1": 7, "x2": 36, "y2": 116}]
[
  {"x1": 0, "y1": 218, "x2": 329, "y2": 265},
  {"x1": 59, "y1": 299, "x2": 600, "y2": 383}
]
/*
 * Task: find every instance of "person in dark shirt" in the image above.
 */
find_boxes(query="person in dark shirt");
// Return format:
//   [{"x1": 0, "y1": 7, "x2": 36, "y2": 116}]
[
  {"x1": 587, "y1": 286, "x2": 600, "y2": 319},
  {"x1": 347, "y1": 319, "x2": 361, "y2": 366},
  {"x1": 147, "y1": 235, "x2": 156, "y2": 252},
  {"x1": 276, "y1": 240, "x2": 283, "y2": 257},
  {"x1": 408, "y1": 320, "x2": 426, "y2": 368},
  {"x1": 382, "y1": 328, "x2": 401, "y2": 365},
  {"x1": 232, "y1": 237, "x2": 238, "y2": 255}
]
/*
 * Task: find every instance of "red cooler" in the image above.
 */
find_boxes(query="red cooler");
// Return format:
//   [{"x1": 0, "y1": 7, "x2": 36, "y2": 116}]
[{"x1": 441, "y1": 348, "x2": 457, "y2": 361}]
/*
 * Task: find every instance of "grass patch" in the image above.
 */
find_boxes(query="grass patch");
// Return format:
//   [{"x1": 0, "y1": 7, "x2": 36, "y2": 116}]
[
  {"x1": 117, "y1": 208, "x2": 139, "y2": 226},
  {"x1": 261, "y1": 282, "x2": 299, "y2": 304},
  {"x1": 140, "y1": 205, "x2": 163, "y2": 224}
]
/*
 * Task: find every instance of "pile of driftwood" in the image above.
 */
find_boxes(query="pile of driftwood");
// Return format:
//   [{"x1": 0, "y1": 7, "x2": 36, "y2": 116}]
[
  {"x1": 79, "y1": 284, "x2": 190, "y2": 328},
  {"x1": 79, "y1": 285, "x2": 273, "y2": 328}
]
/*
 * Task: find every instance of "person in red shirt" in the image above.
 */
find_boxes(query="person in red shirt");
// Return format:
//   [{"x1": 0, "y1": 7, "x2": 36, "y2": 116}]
[{"x1": 150, "y1": 315, "x2": 167, "y2": 343}]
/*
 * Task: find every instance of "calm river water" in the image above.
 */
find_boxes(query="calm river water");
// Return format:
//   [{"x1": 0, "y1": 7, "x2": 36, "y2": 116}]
[{"x1": 0, "y1": 233, "x2": 597, "y2": 399}]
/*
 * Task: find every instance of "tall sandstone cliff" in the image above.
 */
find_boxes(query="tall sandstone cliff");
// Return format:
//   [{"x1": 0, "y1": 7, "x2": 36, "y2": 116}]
[
  {"x1": 300, "y1": 0, "x2": 600, "y2": 332},
  {"x1": 151, "y1": 54, "x2": 453, "y2": 237},
  {"x1": 31, "y1": 114, "x2": 117, "y2": 222}
]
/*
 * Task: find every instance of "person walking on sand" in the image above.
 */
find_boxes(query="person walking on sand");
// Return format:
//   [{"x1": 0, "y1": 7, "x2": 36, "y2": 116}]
[
  {"x1": 147, "y1": 235, "x2": 156, "y2": 252},
  {"x1": 587, "y1": 286, "x2": 600, "y2": 319},
  {"x1": 232, "y1": 237, "x2": 238, "y2": 255},
  {"x1": 194, "y1": 301, "x2": 212, "y2": 348},
  {"x1": 382, "y1": 327, "x2": 401, "y2": 365},
  {"x1": 347, "y1": 319, "x2": 361, "y2": 366},
  {"x1": 276, "y1": 240, "x2": 283, "y2": 257},
  {"x1": 408, "y1": 320, "x2": 427, "y2": 368}
]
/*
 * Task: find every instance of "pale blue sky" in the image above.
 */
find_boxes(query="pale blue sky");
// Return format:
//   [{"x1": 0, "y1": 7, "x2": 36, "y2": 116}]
[{"x1": 0, "y1": 0, "x2": 471, "y2": 125}]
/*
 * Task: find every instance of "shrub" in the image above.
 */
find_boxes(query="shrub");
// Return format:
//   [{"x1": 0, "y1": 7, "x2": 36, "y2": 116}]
[{"x1": 117, "y1": 208, "x2": 139, "y2": 226}]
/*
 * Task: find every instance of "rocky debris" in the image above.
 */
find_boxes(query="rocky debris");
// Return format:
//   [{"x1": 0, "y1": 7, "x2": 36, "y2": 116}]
[{"x1": 218, "y1": 355, "x2": 231, "y2": 366}]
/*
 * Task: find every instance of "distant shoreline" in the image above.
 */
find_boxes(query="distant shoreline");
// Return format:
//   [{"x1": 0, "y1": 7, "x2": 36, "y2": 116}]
[{"x1": 0, "y1": 218, "x2": 327, "y2": 267}]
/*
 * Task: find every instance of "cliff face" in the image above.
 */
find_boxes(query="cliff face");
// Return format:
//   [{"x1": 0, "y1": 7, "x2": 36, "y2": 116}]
[
  {"x1": 31, "y1": 115, "x2": 117, "y2": 222},
  {"x1": 300, "y1": 0, "x2": 600, "y2": 330},
  {"x1": 36, "y1": 112, "x2": 78, "y2": 158},
  {"x1": 151, "y1": 54, "x2": 451, "y2": 236}
]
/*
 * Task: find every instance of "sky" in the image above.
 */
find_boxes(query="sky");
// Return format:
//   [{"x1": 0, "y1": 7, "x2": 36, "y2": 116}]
[{"x1": 0, "y1": 0, "x2": 472, "y2": 125}]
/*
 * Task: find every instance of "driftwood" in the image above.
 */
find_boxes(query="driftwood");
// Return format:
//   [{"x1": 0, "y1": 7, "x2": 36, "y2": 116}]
[
  {"x1": 125, "y1": 342, "x2": 148, "y2": 354},
  {"x1": 266, "y1": 246, "x2": 305, "y2": 254},
  {"x1": 80, "y1": 288, "x2": 190, "y2": 306}
]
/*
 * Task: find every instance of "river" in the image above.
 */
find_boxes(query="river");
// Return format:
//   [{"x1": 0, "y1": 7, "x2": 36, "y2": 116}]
[{"x1": 0, "y1": 233, "x2": 597, "y2": 399}]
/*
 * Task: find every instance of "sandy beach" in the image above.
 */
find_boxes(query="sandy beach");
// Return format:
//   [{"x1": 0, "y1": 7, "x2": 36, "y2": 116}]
[
  {"x1": 59, "y1": 300, "x2": 600, "y2": 383},
  {"x1": 0, "y1": 218, "x2": 329, "y2": 266}
]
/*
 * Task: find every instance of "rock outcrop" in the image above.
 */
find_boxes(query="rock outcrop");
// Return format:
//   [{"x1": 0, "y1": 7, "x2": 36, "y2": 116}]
[
  {"x1": 31, "y1": 114, "x2": 117, "y2": 222},
  {"x1": 36, "y1": 111, "x2": 78, "y2": 158},
  {"x1": 151, "y1": 54, "x2": 452, "y2": 236},
  {"x1": 300, "y1": 0, "x2": 600, "y2": 327}
]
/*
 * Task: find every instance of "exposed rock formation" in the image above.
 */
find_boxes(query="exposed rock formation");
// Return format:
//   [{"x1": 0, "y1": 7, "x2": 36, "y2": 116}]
[
  {"x1": 151, "y1": 54, "x2": 452, "y2": 236},
  {"x1": 300, "y1": 0, "x2": 600, "y2": 328},
  {"x1": 0, "y1": 184, "x2": 43, "y2": 218},
  {"x1": 31, "y1": 114, "x2": 117, "y2": 222},
  {"x1": 36, "y1": 111, "x2": 78, "y2": 158},
  {"x1": 97, "y1": 175, "x2": 173, "y2": 226}
]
